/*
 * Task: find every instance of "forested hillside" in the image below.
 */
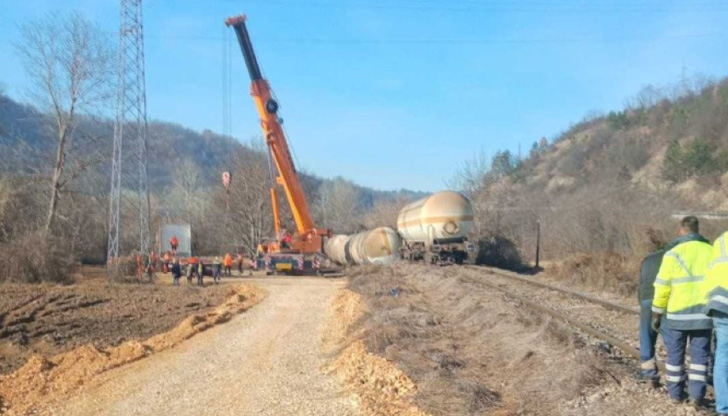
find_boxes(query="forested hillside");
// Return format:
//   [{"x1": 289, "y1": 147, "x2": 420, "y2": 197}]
[
  {"x1": 0, "y1": 91, "x2": 425, "y2": 271},
  {"x1": 457, "y1": 75, "x2": 728, "y2": 291}
]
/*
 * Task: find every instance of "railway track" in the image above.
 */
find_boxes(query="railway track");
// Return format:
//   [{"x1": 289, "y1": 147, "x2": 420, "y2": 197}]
[{"x1": 460, "y1": 265, "x2": 664, "y2": 372}]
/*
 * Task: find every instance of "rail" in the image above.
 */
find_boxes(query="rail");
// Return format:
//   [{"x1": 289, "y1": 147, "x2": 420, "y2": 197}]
[
  {"x1": 464, "y1": 265, "x2": 639, "y2": 315},
  {"x1": 461, "y1": 265, "x2": 666, "y2": 373}
]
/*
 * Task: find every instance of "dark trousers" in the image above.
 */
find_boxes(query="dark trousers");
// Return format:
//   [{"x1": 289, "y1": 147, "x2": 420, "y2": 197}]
[
  {"x1": 639, "y1": 299, "x2": 659, "y2": 379},
  {"x1": 662, "y1": 327, "x2": 711, "y2": 400}
]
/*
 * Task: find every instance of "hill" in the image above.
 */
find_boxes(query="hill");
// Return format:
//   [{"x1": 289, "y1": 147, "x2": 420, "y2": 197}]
[
  {"x1": 0, "y1": 91, "x2": 425, "y2": 266},
  {"x1": 457, "y1": 74, "x2": 728, "y2": 284},
  {"x1": 0, "y1": 92, "x2": 425, "y2": 206}
]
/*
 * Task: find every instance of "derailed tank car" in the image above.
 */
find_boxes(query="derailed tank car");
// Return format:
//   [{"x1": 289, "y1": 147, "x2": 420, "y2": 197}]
[
  {"x1": 396, "y1": 191, "x2": 476, "y2": 264},
  {"x1": 324, "y1": 228, "x2": 401, "y2": 266}
]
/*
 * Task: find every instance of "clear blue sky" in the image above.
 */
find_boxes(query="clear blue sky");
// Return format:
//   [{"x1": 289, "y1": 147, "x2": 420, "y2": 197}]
[{"x1": 1, "y1": 0, "x2": 728, "y2": 192}]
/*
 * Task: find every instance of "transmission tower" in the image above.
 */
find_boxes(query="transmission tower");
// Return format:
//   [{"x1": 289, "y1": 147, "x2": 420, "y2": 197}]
[{"x1": 107, "y1": 0, "x2": 151, "y2": 269}]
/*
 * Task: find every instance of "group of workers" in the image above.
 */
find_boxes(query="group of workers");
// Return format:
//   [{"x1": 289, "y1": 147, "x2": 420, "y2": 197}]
[
  {"x1": 256, "y1": 229, "x2": 293, "y2": 256},
  {"x1": 639, "y1": 216, "x2": 728, "y2": 413},
  {"x1": 167, "y1": 252, "x2": 240, "y2": 286}
]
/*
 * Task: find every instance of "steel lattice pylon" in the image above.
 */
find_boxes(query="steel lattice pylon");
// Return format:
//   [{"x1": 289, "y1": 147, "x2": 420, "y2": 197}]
[{"x1": 107, "y1": 0, "x2": 150, "y2": 270}]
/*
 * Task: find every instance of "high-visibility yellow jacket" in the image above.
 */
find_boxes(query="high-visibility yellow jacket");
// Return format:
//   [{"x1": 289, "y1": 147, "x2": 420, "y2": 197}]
[
  {"x1": 653, "y1": 238, "x2": 713, "y2": 330},
  {"x1": 705, "y1": 232, "x2": 728, "y2": 316}
]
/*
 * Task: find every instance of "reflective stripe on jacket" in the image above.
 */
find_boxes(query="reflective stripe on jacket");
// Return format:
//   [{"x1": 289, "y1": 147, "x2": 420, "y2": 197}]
[
  {"x1": 705, "y1": 232, "x2": 728, "y2": 316},
  {"x1": 653, "y1": 238, "x2": 713, "y2": 330}
]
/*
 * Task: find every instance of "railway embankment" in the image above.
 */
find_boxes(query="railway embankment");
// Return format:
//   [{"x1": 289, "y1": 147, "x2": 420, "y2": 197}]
[{"x1": 340, "y1": 263, "x2": 703, "y2": 415}]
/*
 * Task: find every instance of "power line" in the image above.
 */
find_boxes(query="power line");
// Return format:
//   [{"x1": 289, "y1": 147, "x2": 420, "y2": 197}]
[
  {"x1": 134, "y1": 32, "x2": 728, "y2": 45},
  {"x1": 191, "y1": 0, "x2": 728, "y2": 14}
]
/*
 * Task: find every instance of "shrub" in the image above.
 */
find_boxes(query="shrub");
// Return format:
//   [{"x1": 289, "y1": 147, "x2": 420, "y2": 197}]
[
  {"x1": 662, "y1": 138, "x2": 722, "y2": 182},
  {"x1": 607, "y1": 110, "x2": 630, "y2": 130},
  {"x1": 0, "y1": 231, "x2": 74, "y2": 283},
  {"x1": 662, "y1": 140, "x2": 686, "y2": 181},
  {"x1": 475, "y1": 235, "x2": 527, "y2": 271},
  {"x1": 546, "y1": 252, "x2": 640, "y2": 297}
]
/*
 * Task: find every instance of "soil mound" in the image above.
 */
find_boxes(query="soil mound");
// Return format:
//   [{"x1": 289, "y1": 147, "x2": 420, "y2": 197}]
[
  {"x1": 325, "y1": 288, "x2": 428, "y2": 416},
  {"x1": 0, "y1": 284, "x2": 264, "y2": 416}
]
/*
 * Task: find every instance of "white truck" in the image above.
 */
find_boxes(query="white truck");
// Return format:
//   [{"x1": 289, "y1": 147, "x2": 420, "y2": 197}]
[{"x1": 158, "y1": 224, "x2": 192, "y2": 257}]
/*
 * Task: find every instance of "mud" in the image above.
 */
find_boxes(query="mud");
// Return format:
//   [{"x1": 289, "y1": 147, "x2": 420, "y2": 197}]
[
  {"x1": 0, "y1": 266, "x2": 240, "y2": 375},
  {"x1": 0, "y1": 279, "x2": 264, "y2": 416}
]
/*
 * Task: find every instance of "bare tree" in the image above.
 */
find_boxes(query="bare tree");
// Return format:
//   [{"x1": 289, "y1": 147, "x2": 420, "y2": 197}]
[
  {"x1": 15, "y1": 12, "x2": 113, "y2": 233},
  {"x1": 169, "y1": 159, "x2": 203, "y2": 223},
  {"x1": 363, "y1": 197, "x2": 410, "y2": 229},
  {"x1": 225, "y1": 148, "x2": 275, "y2": 256},
  {"x1": 314, "y1": 177, "x2": 361, "y2": 233}
]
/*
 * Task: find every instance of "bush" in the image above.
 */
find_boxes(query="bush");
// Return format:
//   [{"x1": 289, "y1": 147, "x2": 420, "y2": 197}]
[
  {"x1": 547, "y1": 253, "x2": 640, "y2": 297},
  {"x1": 607, "y1": 110, "x2": 630, "y2": 130},
  {"x1": 475, "y1": 235, "x2": 527, "y2": 271},
  {"x1": 662, "y1": 138, "x2": 723, "y2": 182},
  {"x1": 0, "y1": 231, "x2": 74, "y2": 283}
]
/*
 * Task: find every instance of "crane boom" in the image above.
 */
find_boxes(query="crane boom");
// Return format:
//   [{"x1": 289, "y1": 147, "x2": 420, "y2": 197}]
[{"x1": 225, "y1": 14, "x2": 327, "y2": 254}]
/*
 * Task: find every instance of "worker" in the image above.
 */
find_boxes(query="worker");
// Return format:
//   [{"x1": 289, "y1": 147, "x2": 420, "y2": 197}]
[
  {"x1": 278, "y1": 228, "x2": 292, "y2": 249},
  {"x1": 162, "y1": 251, "x2": 171, "y2": 273},
  {"x1": 704, "y1": 230, "x2": 728, "y2": 415},
  {"x1": 237, "y1": 253, "x2": 244, "y2": 274},
  {"x1": 198, "y1": 261, "x2": 205, "y2": 286},
  {"x1": 638, "y1": 238, "x2": 674, "y2": 388},
  {"x1": 187, "y1": 256, "x2": 199, "y2": 285},
  {"x1": 652, "y1": 216, "x2": 712, "y2": 407},
  {"x1": 224, "y1": 253, "x2": 233, "y2": 276},
  {"x1": 170, "y1": 235, "x2": 179, "y2": 254},
  {"x1": 171, "y1": 258, "x2": 181, "y2": 286},
  {"x1": 256, "y1": 242, "x2": 266, "y2": 257},
  {"x1": 213, "y1": 256, "x2": 222, "y2": 283}
]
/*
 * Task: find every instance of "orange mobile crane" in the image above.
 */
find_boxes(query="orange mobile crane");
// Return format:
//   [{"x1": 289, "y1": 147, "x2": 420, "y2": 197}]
[{"x1": 225, "y1": 14, "x2": 330, "y2": 274}]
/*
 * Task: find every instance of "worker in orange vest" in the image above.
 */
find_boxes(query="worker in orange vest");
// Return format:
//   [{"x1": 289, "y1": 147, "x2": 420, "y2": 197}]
[
  {"x1": 162, "y1": 252, "x2": 171, "y2": 273},
  {"x1": 224, "y1": 253, "x2": 233, "y2": 276},
  {"x1": 170, "y1": 235, "x2": 179, "y2": 254}
]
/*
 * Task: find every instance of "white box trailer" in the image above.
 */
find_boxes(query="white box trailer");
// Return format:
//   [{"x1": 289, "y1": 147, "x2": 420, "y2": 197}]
[{"x1": 159, "y1": 224, "x2": 192, "y2": 257}]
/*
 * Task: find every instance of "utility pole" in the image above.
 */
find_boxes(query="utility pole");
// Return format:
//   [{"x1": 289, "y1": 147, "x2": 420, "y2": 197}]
[
  {"x1": 535, "y1": 220, "x2": 541, "y2": 269},
  {"x1": 107, "y1": 0, "x2": 150, "y2": 273}
]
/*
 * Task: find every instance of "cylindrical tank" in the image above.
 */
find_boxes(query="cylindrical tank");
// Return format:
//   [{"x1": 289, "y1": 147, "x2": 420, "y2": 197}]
[
  {"x1": 324, "y1": 234, "x2": 350, "y2": 265},
  {"x1": 396, "y1": 191, "x2": 474, "y2": 242},
  {"x1": 343, "y1": 227, "x2": 402, "y2": 266},
  {"x1": 346, "y1": 232, "x2": 367, "y2": 265}
]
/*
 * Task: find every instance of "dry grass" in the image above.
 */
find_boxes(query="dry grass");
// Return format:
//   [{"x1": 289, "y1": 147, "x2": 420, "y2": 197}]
[
  {"x1": 545, "y1": 252, "x2": 641, "y2": 297},
  {"x1": 0, "y1": 231, "x2": 74, "y2": 284},
  {"x1": 347, "y1": 264, "x2": 609, "y2": 415}
]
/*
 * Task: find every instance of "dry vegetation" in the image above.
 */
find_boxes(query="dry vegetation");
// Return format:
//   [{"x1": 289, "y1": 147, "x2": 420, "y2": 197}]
[
  {"x1": 452, "y1": 74, "x2": 728, "y2": 289},
  {"x1": 0, "y1": 11, "x2": 422, "y2": 284},
  {"x1": 0, "y1": 267, "x2": 253, "y2": 376},
  {"x1": 346, "y1": 264, "x2": 615, "y2": 415},
  {"x1": 0, "y1": 281, "x2": 264, "y2": 415}
]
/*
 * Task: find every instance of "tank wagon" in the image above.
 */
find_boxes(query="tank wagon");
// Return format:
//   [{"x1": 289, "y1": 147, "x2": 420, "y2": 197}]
[
  {"x1": 324, "y1": 227, "x2": 401, "y2": 266},
  {"x1": 396, "y1": 191, "x2": 476, "y2": 264}
]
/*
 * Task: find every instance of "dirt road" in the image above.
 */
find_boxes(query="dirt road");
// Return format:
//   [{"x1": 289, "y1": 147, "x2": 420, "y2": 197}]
[{"x1": 49, "y1": 277, "x2": 358, "y2": 416}]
